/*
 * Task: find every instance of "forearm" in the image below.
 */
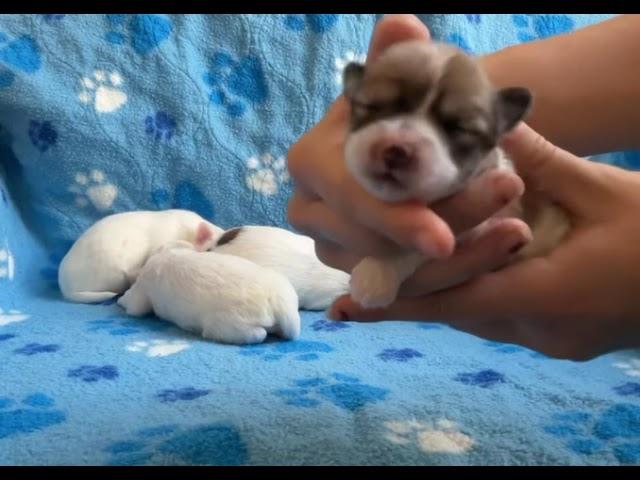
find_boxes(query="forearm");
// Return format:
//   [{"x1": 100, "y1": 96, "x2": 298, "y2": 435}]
[{"x1": 481, "y1": 14, "x2": 640, "y2": 156}]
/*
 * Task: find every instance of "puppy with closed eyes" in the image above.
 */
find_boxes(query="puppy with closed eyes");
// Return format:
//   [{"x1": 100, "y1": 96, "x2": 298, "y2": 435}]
[{"x1": 342, "y1": 40, "x2": 570, "y2": 309}]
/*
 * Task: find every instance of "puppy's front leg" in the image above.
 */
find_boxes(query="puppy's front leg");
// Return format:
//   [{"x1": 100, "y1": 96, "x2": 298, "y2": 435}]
[{"x1": 350, "y1": 253, "x2": 425, "y2": 309}]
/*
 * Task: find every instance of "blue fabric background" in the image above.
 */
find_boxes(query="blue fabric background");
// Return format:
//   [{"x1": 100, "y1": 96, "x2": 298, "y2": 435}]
[{"x1": 1, "y1": 14, "x2": 639, "y2": 466}]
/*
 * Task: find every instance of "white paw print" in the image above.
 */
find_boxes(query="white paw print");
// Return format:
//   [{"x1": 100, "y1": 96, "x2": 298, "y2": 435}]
[
  {"x1": 126, "y1": 339, "x2": 190, "y2": 358},
  {"x1": 78, "y1": 69, "x2": 127, "y2": 113},
  {"x1": 614, "y1": 358, "x2": 640, "y2": 377},
  {"x1": 334, "y1": 50, "x2": 366, "y2": 85},
  {"x1": 68, "y1": 169, "x2": 118, "y2": 211},
  {"x1": 384, "y1": 419, "x2": 475, "y2": 454},
  {"x1": 245, "y1": 153, "x2": 290, "y2": 196},
  {"x1": 0, "y1": 308, "x2": 29, "y2": 327},
  {"x1": 0, "y1": 247, "x2": 14, "y2": 280}
]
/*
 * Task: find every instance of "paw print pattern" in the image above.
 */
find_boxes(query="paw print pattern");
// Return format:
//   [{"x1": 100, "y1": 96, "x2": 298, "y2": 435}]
[
  {"x1": 0, "y1": 308, "x2": 29, "y2": 326},
  {"x1": 377, "y1": 348, "x2": 423, "y2": 363},
  {"x1": 245, "y1": 153, "x2": 290, "y2": 196},
  {"x1": 484, "y1": 340, "x2": 548, "y2": 359},
  {"x1": 614, "y1": 383, "x2": 640, "y2": 398},
  {"x1": 614, "y1": 358, "x2": 640, "y2": 377},
  {"x1": 0, "y1": 246, "x2": 15, "y2": 280},
  {"x1": 446, "y1": 33, "x2": 473, "y2": 54},
  {"x1": 78, "y1": 70, "x2": 127, "y2": 114},
  {"x1": 512, "y1": 14, "x2": 575, "y2": 43},
  {"x1": 204, "y1": 51, "x2": 269, "y2": 117},
  {"x1": 28, "y1": 120, "x2": 57, "y2": 152},
  {"x1": 0, "y1": 333, "x2": 16, "y2": 342},
  {"x1": 0, "y1": 32, "x2": 41, "y2": 89},
  {"x1": 334, "y1": 50, "x2": 366, "y2": 86},
  {"x1": 156, "y1": 387, "x2": 211, "y2": 403},
  {"x1": 0, "y1": 393, "x2": 66, "y2": 439},
  {"x1": 68, "y1": 169, "x2": 118, "y2": 211},
  {"x1": 126, "y1": 339, "x2": 190, "y2": 358},
  {"x1": 384, "y1": 418, "x2": 475, "y2": 454},
  {"x1": 105, "y1": 14, "x2": 173, "y2": 56},
  {"x1": 465, "y1": 14, "x2": 481, "y2": 24},
  {"x1": 40, "y1": 15, "x2": 65, "y2": 22},
  {"x1": 239, "y1": 340, "x2": 332, "y2": 362},
  {"x1": 68, "y1": 365, "x2": 119, "y2": 383},
  {"x1": 454, "y1": 369, "x2": 506, "y2": 388},
  {"x1": 145, "y1": 111, "x2": 176, "y2": 141},
  {"x1": 310, "y1": 319, "x2": 350, "y2": 332},
  {"x1": 104, "y1": 423, "x2": 248, "y2": 466},
  {"x1": 275, "y1": 373, "x2": 388, "y2": 411},
  {"x1": 544, "y1": 404, "x2": 640, "y2": 464},
  {"x1": 284, "y1": 14, "x2": 339, "y2": 33},
  {"x1": 151, "y1": 181, "x2": 215, "y2": 222},
  {"x1": 88, "y1": 315, "x2": 170, "y2": 336},
  {"x1": 13, "y1": 342, "x2": 60, "y2": 356}
]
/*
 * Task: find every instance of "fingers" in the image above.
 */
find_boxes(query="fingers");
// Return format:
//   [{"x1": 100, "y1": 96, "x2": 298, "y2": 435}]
[
  {"x1": 431, "y1": 168, "x2": 525, "y2": 234},
  {"x1": 367, "y1": 15, "x2": 430, "y2": 63},
  {"x1": 400, "y1": 218, "x2": 533, "y2": 296},
  {"x1": 500, "y1": 122, "x2": 611, "y2": 217},
  {"x1": 314, "y1": 239, "x2": 361, "y2": 273}
]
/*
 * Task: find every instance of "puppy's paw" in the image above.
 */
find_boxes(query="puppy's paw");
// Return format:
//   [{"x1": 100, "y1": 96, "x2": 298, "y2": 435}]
[{"x1": 349, "y1": 257, "x2": 400, "y2": 309}]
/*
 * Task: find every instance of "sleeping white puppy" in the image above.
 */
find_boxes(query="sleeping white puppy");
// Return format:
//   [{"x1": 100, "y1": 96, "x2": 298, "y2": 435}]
[
  {"x1": 58, "y1": 209, "x2": 223, "y2": 304},
  {"x1": 117, "y1": 227, "x2": 301, "y2": 345},
  {"x1": 210, "y1": 226, "x2": 350, "y2": 310}
]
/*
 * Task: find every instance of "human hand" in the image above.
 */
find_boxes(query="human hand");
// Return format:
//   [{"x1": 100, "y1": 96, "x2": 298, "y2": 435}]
[
  {"x1": 331, "y1": 122, "x2": 640, "y2": 361},
  {"x1": 287, "y1": 14, "x2": 529, "y2": 295}
]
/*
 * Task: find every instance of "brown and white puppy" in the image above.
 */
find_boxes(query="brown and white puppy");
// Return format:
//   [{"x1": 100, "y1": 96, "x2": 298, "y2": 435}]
[{"x1": 342, "y1": 40, "x2": 570, "y2": 309}]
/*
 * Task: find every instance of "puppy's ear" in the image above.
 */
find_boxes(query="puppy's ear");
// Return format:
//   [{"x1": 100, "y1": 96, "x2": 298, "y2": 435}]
[
  {"x1": 343, "y1": 62, "x2": 365, "y2": 100},
  {"x1": 494, "y1": 87, "x2": 532, "y2": 136},
  {"x1": 194, "y1": 222, "x2": 216, "y2": 252}
]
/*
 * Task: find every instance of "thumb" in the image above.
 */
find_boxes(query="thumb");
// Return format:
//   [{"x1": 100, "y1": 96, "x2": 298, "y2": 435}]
[
  {"x1": 367, "y1": 15, "x2": 430, "y2": 63},
  {"x1": 500, "y1": 122, "x2": 608, "y2": 215}
]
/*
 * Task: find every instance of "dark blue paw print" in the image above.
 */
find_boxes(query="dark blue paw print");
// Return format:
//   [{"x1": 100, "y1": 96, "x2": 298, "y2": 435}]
[
  {"x1": 203, "y1": 50, "x2": 269, "y2": 117},
  {"x1": 68, "y1": 365, "x2": 119, "y2": 383},
  {"x1": 14, "y1": 342, "x2": 60, "y2": 356},
  {"x1": 0, "y1": 333, "x2": 16, "y2": 342},
  {"x1": 156, "y1": 387, "x2": 211, "y2": 403},
  {"x1": 377, "y1": 348, "x2": 423, "y2": 362},
  {"x1": 145, "y1": 111, "x2": 176, "y2": 141},
  {"x1": 311, "y1": 319, "x2": 350, "y2": 332},
  {"x1": 465, "y1": 14, "x2": 482, "y2": 24},
  {"x1": 0, "y1": 32, "x2": 41, "y2": 89},
  {"x1": 614, "y1": 382, "x2": 640, "y2": 398},
  {"x1": 1, "y1": 186, "x2": 6, "y2": 204},
  {"x1": 88, "y1": 314, "x2": 170, "y2": 336},
  {"x1": 239, "y1": 339, "x2": 333, "y2": 362},
  {"x1": 104, "y1": 423, "x2": 248, "y2": 466},
  {"x1": 275, "y1": 373, "x2": 389, "y2": 412},
  {"x1": 484, "y1": 340, "x2": 548, "y2": 359},
  {"x1": 40, "y1": 15, "x2": 65, "y2": 22},
  {"x1": 39, "y1": 240, "x2": 73, "y2": 291},
  {"x1": 512, "y1": 14, "x2": 575, "y2": 43},
  {"x1": 284, "y1": 14, "x2": 339, "y2": 33},
  {"x1": 0, "y1": 393, "x2": 66, "y2": 439},
  {"x1": 454, "y1": 369, "x2": 506, "y2": 388},
  {"x1": 544, "y1": 404, "x2": 640, "y2": 464},
  {"x1": 105, "y1": 14, "x2": 172, "y2": 55},
  {"x1": 28, "y1": 120, "x2": 57, "y2": 152},
  {"x1": 151, "y1": 180, "x2": 215, "y2": 222}
]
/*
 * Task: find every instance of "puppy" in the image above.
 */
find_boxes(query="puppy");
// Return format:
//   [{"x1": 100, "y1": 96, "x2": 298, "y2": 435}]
[
  {"x1": 117, "y1": 228, "x2": 300, "y2": 345},
  {"x1": 59, "y1": 209, "x2": 223, "y2": 303},
  {"x1": 210, "y1": 226, "x2": 350, "y2": 310},
  {"x1": 342, "y1": 40, "x2": 570, "y2": 308}
]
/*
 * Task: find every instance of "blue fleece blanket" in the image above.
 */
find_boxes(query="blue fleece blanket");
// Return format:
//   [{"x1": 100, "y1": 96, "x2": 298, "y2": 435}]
[{"x1": 1, "y1": 14, "x2": 640, "y2": 466}]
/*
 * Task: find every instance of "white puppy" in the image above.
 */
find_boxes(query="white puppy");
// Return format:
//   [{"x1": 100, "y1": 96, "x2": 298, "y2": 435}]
[
  {"x1": 117, "y1": 233, "x2": 301, "y2": 345},
  {"x1": 59, "y1": 209, "x2": 223, "y2": 303},
  {"x1": 210, "y1": 226, "x2": 350, "y2": 310}
]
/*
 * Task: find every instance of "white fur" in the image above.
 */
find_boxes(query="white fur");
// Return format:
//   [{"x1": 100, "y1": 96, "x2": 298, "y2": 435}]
[
  {"x1": 211, "y1": 226, "x2": 350, "y2": 310},
  {"x1": 58, "y1": 209, "x2": 223, "y2": 303},
  {"x1": 117, "y1": 241, "x2": 300, "y2": 345}
]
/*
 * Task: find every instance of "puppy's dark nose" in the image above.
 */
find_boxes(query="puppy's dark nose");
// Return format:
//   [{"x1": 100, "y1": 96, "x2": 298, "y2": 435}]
[{"x1": 382, "y1": 145, "x2": 413, "y2": 171}]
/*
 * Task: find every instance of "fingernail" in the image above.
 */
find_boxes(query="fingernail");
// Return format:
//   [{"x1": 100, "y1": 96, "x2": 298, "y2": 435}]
[{"x1": 415, "y1": 232, "x2": 449, "y2": 258}]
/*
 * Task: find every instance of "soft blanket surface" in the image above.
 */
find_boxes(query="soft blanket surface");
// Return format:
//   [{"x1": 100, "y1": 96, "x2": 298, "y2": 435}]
[{"x1": 1, "y1": 14, "x2": 640, "y2": 466}]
